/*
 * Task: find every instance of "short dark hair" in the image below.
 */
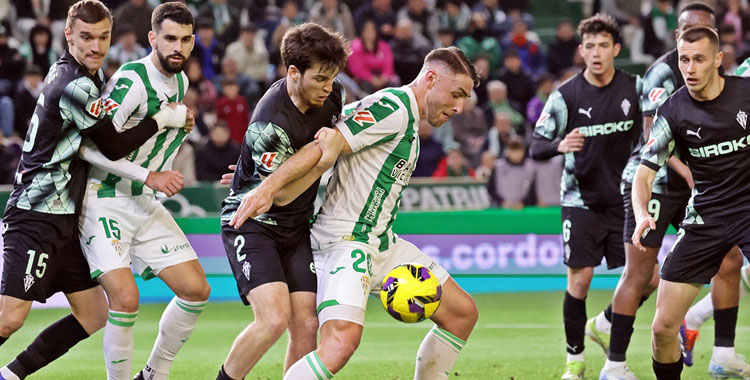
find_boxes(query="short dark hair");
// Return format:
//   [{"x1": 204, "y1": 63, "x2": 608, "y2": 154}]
[
  {"x1": 281, "y1": 23, "x2": 350, "y2": 75},
  {"x1": 151, "y1": 2, "x2": 194, "y2": 33},
  {"x1": 578, "y1": 13, "x2": 620, "y2": 44},
  {"x1": 424, "y1": 47, "x2": 480, "y2": 88},
  {"x1": 680, "y1": 25, "x2": 720, "y2": 50},
  {"x1": 66, "y1": 0, "x2": 112, "y2": 31},
  {"x1": 680, "y1": 2, "x2": 715, "y2": 16}
]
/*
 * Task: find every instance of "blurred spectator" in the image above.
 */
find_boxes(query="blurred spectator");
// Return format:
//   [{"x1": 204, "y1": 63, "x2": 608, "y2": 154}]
[
  {"x1": 183, "y1": 87, "x2": 210, "y2": 139},
  {"x1": 171, "y1": 142, "x2": 197, "y2": 187},
  {"x1": 720, "y1": 0, "x2": 749, "y2": 52},
  {"x1": 186, "y1": 58, "x2": 219, "y2": 112},
  {"x1": 642, "y1": 0, "x2": 678, "y2": 59},
  {"x1": 474, "y1": 150, "x2": 495, "y2": 180},
  {"x1": 13, "y1": 65, "x2": 43, "y2": 138},
  {"x1": 437, "y1": 0, "x2": 471, "y2": 34},
  {"x1": 0, "y1": 135, "x2": 21, "y2": 184},
  {"x1": 197, "y1": 0, "x2": 241, "y2": 46},
  {"x1": 106, "y1": 24, "x2": 147, "y2": 68},
  {"x1": 487, "y1": 135, "x2": 534, "y2": 209},
  {"x1": 485, "y1": 111, "x2": 515, "y2": 157},
  {"x1": 719, "y1": 23, "x2": 743, "y2": 54},
  {"x1": 598, "y1": 0, "x2": 641, "y2": 27},
  {"x1": 213, "y1": 56, "x2": 261, "y2": 105},
  {"x1": 216, "y1": 79, "x2": 250, "y2": 146},
  {"x1": 471, "y1": 0, "x2": 506, "y2": 38},
  {"x1": 722, "y1": 43, "x2": 739, "y2": 73},
  {"x1": 457, "y1": 34, "x2": 502, "y2": 72},
  {"x1": 192, "y1": 18, "x2": 226, "y2": 81},
  {"x1": 12, "y1": 0, "x2": 67, "y2": 54},
  {"x1": 497, "y1": 50, "x2": 535, "y2": 113},
  {"x1": 413, "y1": 119, "x2": 444, "y2": 177},
  {"x1": 436, "y1": 28, "x2": 456, "y2": 48},
  {"x1": 526, "y1": 74, "x2": 554, "y2": 128},
  {"x1": 354, "y1": 0, "x2": 397, "y2": 40},
  {"x1": 497, "y1": 7, "x2": 535, "y2": 34},
  {"x1": 309, "y1": 0, "x2": 357, "y2": 41},
  {"x1": 483, "y1": 80, "x2": 524, "y2": 132},
  {"x1": 19, "y1": 24, "x2": 56, "y2": 76},
  {"x1": 546, "y1": 19, "x2": 579, "y2": 77},
  {"x1": 195, "y1": 121, "x2": 241, "y2": 182},
  {"x1": 0, "y1": 94, "x2": 12, "y2": 138},
  {"x1": 272, "y1": 1, "x2": 306, "y2": 50},
  {"x1": 113, "y1": 0, "x2": 154, "y2": 48},
  {"x1": 451, "y1": 91, "x2": 488, "y2": 168},
  {"x1": 226, "y1": 25, "x2": 270, "y2": 85},
  {"x1": 534, "y1": 155, "x2": 563, "y2": 206},
  {"x1": 348, "y1": 19, "x2": 394, "y2": 92},
  {"x1": 501, "y1": 19, "x2": 544, "y2": 77},
  {"x1": 471, "y1": 56, "x2": 491, "y2": 107},
  {"x1": 390, "y1": 18, "x2": 431, "y2": 84},
  {"x1": 0, "y1": 24, "x2": 25, "y2": 91},
  {"x1": 397, "y1": 0, "x2": 438, "y2": 42},
  {"x1": 104, "y1": 59, "x2": 121, "y2": 81},
  {"x1": 433, "y1": 149, "x2": 475, "y2": 177}
]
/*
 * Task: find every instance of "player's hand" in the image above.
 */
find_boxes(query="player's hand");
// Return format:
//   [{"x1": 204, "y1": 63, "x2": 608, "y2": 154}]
[
  {"x1": 558, "y1": 128, "x2": 585, "y2": 153},
  {"x1": 152, "y1": 103, "x2": 187, "y2": 129},
  {"x1": 315, "y1": 127, "x2": 344, "y2": 165},
  {"x1": 229, "y1": 185, "x2": 274, "y2": 229},
  {"x1": 220, "y1": 164, "x2": 236, "y2": 185},
  {"x1": 184, "y1": 108, "x2": 195, "y2": 133},
  {"x1": 145, "y1": 170, "x2": 184, "y2": 197},
  {"x1": 632, "y1": 215, "x2": 656, "y2": 252}
]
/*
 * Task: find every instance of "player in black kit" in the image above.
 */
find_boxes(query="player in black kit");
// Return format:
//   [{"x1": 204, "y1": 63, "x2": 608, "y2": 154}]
[
  {"x1": 216, "y1": 23, "x2": 350, "y2": 380},
  {"x1": 530, "y1": 14, "x2": 642, "y2": 380},
  {"x1": 634, "y1": 26, "x2": 750, "y2": 380}
]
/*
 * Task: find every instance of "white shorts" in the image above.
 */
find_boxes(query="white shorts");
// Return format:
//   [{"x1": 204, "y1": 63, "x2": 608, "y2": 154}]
[
  {"x1": 79, "y1": 193, "x2": 198, "y2": 280},
  {"x1": 312, "y1": 237, "x2": 449, "y2": 326}
]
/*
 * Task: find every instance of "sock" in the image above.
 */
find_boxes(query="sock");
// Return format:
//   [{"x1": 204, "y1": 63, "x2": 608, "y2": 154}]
[
  {"x1": 104, "y1": 309, "x2": 138, "y2": 380},
  {"x1": 414, "y1": 325, "x2": 465, "y2": 380},
  {"x1": 608, "y1": 313, "x2": 635, "y2": 362},
  {"x1": 283, "y1": 352, "x2": 333, "y2": 380},
  {"x1": 7, "y1": 314, "x2": 89, "y2": 378},
  {"x1": 713, "y1": 346, "x2": 736, "y2": 362},
  {"x1": 595, "y1": 310, "x2": 612, "y2": 334},
  {"x1": 216, "y1": 365, "x2": 235, "y2": 380},
  {"x1": 0, "y1": 367, "x2": 20, "y2": 380},
  {"x1": 563, "y1": 291, "x2": 586, "y2": 355},
  {"x1": 603, "y1": 303, "x2": 613, "y2": 322},
  {"x1": 685, "y1": 292, "x2": 714, "y2": 331},
  {"x1": 567, "y1": 352, "x2": 584, "y2": 362},
  {"x1": 144, "y1": 297, "x2": 206, "y2": 379},
  {"x1": 602, "y1": 359, "x2": 626, "y2": 371},
  {"x1": 713, "y1": 306, "x2": 738, "y2": 348},
  {"x1": 652, "y1": 357, "x2": 683, "y2": 380}
]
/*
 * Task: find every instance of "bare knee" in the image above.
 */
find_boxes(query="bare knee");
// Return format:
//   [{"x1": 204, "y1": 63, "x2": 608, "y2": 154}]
[
  {"x1": 176, "y1": 280, "x2": 211, "y2": 302},
  {"x1": 257, "y1": 311, "x2": 291, "y2": 339},
  {"x1": 0, "y1": 314, "x2": 25, "y2": 337},
  {"x1": 290, "y1": 312, "x2": 319, "y2": 338},
  {"x1": 109, "y1": 289, "x2": 140, "y2": 313},
  {"x1": 652, "y1": 317, "x2": 678, "y2": 342},
  {"x1": 320, "y1": 332, "x2": 360, "y2": 371}
]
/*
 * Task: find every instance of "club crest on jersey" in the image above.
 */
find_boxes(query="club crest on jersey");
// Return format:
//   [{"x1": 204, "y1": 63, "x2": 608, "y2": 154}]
[
  {"x1": 23, "y1": 274, "x2": 34, "y2": 292},
  {"x1": 738, "y1": 110, "x2": 747, "y2": 129},
  {"x1": 242, "y1": 262, "x2": 251, "y2": 280},
  {"x1": 260, "y1": 152, "x2": 277, "y2": 169},
  {"x1": 648, "y1": 87, "x2": 665, "y2": 104},
  {"x1": 621, "y1": 99, "x2": 631, "y2": 116},
  {"x1": 361, "y1": 276, "x2": 370, "y2": 294},
  {"x1": 87, "y1": 98, "x2": 103, "y2": 118},
  {"x1": 112, "y1": 239, "x2": 122, "y2": 255},
  {"x1": 103, "y1": 99, "x2": 120, "y2": 115},
  {"x1": 351, "y1": 110, "x2": 376, "y2": 127}
]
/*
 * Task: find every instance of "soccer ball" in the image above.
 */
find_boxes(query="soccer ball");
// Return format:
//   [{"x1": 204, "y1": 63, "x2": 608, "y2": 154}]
[{"x1": 380, "y1": 264, "x2": 442, "y2": 323}]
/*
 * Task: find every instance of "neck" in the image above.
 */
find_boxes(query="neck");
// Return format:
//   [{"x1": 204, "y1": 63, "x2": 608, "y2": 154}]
[
  {"x1": 151, "y1": 52, "x2": 175, "y2": 77},
  {"x1": 583, "y1": 67, "x2": 615, "y2": 87},
  {"x1": 690, "y1": 72, "x2": 724, "y2": 101},
  {"x1": 286, "y1": 77, "x2": 309, "y2": 113},
  {"x1": 70, "y1": 48, "x2": 98, "y2": 76}
]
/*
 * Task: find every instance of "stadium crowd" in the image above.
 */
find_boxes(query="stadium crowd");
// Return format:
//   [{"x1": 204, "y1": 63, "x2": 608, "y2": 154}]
[{"x1": 0, "y1": 0, "x2": 748, "y2": 208}]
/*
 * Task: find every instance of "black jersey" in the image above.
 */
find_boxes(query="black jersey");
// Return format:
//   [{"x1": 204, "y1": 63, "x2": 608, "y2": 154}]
[
  {"x1": 533, "y1": 69, "x2": 642, "y2": 208},
  {"x1": 642, "y1": 75, "x2": 750, "y2": 224},
  {"x1": 221, "y1": 78, "x2": 345, "y2": 228},
  {"x1": 7, "y1": 52, "x2": 106, "y2": 215}
]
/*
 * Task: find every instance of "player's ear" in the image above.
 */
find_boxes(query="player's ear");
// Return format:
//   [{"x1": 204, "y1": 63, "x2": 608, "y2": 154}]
[
  {"x1": 148, "y1": 31, "x2": 156, "y2": 50},
  {"x1": 288, "y1": 65, "x2": 300, "y2": 81},
  {"x1": 64, "y1": 27, "x2": 73, "y2": 47},
  {"x1": 613, "y1": 42, "x2": 621, "y2": 58},
  {"x1": 715, "y1": 50, "x2": 723, "y2": 68}
]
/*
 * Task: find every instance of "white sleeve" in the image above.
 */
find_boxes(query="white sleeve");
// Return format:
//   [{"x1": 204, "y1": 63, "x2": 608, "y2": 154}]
[
  {"x1": 79, "y1": 139, "x2": 150, "y2": 183},
  {"x1": 337, "y1": 92, "x2": 405, "y2": 153}
]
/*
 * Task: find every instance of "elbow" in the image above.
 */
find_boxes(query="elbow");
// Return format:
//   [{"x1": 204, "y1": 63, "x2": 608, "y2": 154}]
[{"x1": 100, "y1": 147, "x2": 128, "y2": 161}]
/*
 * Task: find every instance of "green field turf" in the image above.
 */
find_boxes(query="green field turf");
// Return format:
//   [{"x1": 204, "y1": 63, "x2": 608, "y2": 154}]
[{"x1": 1, "y1": 289, "x2": 747, "y2": 379}]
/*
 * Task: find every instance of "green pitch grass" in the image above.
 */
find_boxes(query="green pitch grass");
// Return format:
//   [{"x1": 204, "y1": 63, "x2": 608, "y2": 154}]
[{"x1": 2, "y1": 289, "x2": 748, "y2": 379}]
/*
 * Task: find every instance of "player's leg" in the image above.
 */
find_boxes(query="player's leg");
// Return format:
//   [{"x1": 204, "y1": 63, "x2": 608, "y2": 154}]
[
  {"x1": 283, "y1": 316, "x2": 363, "y2": 379},
  {"x1": 652, "y1": 280, "x2": 702, "y2": 379},
  {"x1": 417, "y1": 277, "x2": 478, "y2": 380},
  {"x1": 0, "y1": 296, "x2": 32, "y2": 342},
  {"x1": 707, "y1": 247, "x2": 745, "y2": 376},
  {"x1": 98, "y1": 268, "x2": 141, "y2": 380}
]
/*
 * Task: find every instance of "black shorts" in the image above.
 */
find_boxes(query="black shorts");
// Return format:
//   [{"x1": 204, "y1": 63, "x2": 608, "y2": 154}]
[
  {"x1": 1, "y1": 207, "x2": 98, "y2": 303},
  {"x1": 662, "y1": 215, "x2": 750, "y2": 284},
  {"x1": 622, "y1": 183, "x2": 689, "y2": 248},
  {"x1": 221, "y1": 219, "x2": 317, "y2": 305},
  {"x1": 562, "y1": 206, "x2": 625, "y2": 269}
]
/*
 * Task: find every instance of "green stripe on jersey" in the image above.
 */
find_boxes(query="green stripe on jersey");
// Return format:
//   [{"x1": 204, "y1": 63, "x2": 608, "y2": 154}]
[
  {"x1": 176, "y1": 73, "x2": 185, "y2": 101},
  {"x1": 131, "y1": 130, "x2": 170, "y2": 196},
  {"x1": 120, "y1": 62, "x2": 160, "y2": 117},
  {"x1": 344, "y1": 95, "x2": 400, "y2": 136},
  {"x1": 352, "y1": 89, "x2": 416, "y2": 248},
  {"x1": 107, "y1": 77, "x2": 133, "y2": 117}
]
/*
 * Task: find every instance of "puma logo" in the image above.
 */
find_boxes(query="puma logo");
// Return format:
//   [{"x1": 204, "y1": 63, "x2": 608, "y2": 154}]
[
  {"x1": 686, "y1": 127, "x2": 702, "y2": 140},
  {"x1": 114, "y1": 84, "x2": 129, "y2": 91},
  {"x1": 578, "y1": 107, "x2": 592, "y2": 119}
]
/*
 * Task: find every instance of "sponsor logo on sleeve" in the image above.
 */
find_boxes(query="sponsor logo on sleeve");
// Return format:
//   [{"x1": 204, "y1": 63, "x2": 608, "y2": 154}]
[
  {"x1": 648, "y1": 87, "x2": 666, "y2": 104},
  {"x1": 260, "y1": 152, "x2": 277, "y2": 169},
  {"x1": 87, "y1": 98, "x2": 103, "y2": 118}
]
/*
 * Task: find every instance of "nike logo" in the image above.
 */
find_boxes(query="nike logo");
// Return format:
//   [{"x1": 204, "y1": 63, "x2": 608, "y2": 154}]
[
  {"x1": 578, "y1": 107, "x2": 592, "y2": 119},
  {"x1": 85, "y1": 235, "x2": 95, "y2": 245},
  {"x1": 686, "y1": 127, "x2": 702, "y2": 140},
  {"x1": 330, "y1": 266, "x2": 345, "y2": 275},
  {"x1": 114, "y1": 84, "x2": 129, "y2": 91},
  {"x1": 111, "y1": 359, "x2": 128, "y2": 364}
]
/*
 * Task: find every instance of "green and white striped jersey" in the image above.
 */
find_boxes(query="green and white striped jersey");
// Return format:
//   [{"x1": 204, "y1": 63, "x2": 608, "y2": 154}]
[
  {"x1": 88, "y1": 54, "x2": 188, "y2": 198},
  {"x1": 311, "y1": 86, "x2": 420, "y2": 252},
  {"x1": 736, "y1": 57, "x2": 750, "y2": 76}
]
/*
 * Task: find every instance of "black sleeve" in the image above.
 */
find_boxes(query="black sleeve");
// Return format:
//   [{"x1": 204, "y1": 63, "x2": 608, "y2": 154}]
[
  {"x1": 82, "y1": 117, "x2": 159, "y2": 160},
  {"x1": 529, "y1": 133, "x2": 561, "y2": 161}
]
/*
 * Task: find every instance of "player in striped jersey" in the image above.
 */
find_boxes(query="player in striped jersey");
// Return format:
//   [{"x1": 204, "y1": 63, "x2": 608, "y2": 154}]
[
  {"x1": 232, "y1": 47, "x2": 480, "y2": 380},
  {"x1": 75, "y1": 4, "x2": 210, "y2": 380}
]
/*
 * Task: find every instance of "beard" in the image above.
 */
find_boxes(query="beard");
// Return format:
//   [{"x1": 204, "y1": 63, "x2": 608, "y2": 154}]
[{"x1": 157, "y1": 49, "x2": 187, "y2": 74}]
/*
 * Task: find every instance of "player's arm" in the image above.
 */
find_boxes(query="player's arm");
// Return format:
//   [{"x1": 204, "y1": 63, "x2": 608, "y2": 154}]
[
  {"x1": 529, "y1": 90, "x2": 581, "y2": 160},
  {"x1": 632, "y1": 111, "x2": 675, "y2": 250}
]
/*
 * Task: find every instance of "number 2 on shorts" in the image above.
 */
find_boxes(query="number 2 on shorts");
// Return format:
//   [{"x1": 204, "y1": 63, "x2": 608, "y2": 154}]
[
  {"x1": 351, "y1": 249, "x2": 372, "y2": 275},
  {"x1": 234, "y1": 235, "x2": 246, "y2": 262}
]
